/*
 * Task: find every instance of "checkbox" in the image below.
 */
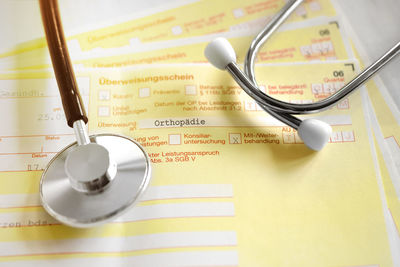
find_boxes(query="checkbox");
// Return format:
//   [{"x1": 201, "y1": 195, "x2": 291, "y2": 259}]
[
  {"x1": 171, "y1": 25, "x2": 183, "y2": 35},
  {"x1": 139, "y1": 87, "x2": 150, "y2": 98},
  {"x1": 98, "y1": 106, "x2": 110, "y2": 117},
  {"x1": 169, "y1": 134, "x2": 181, "y2": 145},
  {"x1": 232, "y1": 8, "x2": 244, "y2": 18},
  {"x1": 311, "y1": 43, "x2": 322, "y2": 55},
  {"x1": 185, "y1": 85, "x2": 197, "y2": 95},
  {"x1": 330, "y1": 131, "x2": 343, "y2": 143},
  {"x1": 300, "y1": 45, "x2": 312, "y2": 56},
  {"x1": 283, "y1": 132, "x2": 295, "y2": 144},
  {"x1": 323, "y1": 83, "x2": 335, "y2": 94},
  {"x1": 342, "y1": 131, "x2": 355, "y2": 142},
  {"x1": 337, "y1": 98, "x2": 349, "y2": 109},
  {"x1": 98, "y1": 90, "x2": 110, "y2": 101},
  {"x1": 309, "y1": 1, "x2": 321, "y2": 11},
  {"x1": 311, "y1": 83, "x2": 323, "y2": 95},
  {"x1": 229, "y1": 133, "x2": 241, "y2": 144},
  {"x1": 244, "y1": 101, "x2": 256, "y2": 111},
  {"x1": 322, "y1": 41, "x2": 334, "y2": 53}
]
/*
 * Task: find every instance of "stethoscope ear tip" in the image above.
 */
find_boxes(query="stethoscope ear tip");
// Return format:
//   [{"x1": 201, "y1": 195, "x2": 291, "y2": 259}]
[
  {"x1": 298, "y1": 119, "x2": 332, "y2": 151},
  {"x1": 204, "y1": 37, "x2": 236, "y2": 70}
]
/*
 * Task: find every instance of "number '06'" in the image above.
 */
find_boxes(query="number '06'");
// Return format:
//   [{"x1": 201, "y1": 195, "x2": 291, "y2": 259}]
[{"x1": 333, "y1": 70, "x2": 344, "y2": 77}]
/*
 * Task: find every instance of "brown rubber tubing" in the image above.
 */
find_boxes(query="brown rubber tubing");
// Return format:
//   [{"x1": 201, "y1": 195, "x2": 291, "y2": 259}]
[{"x1": 39, "y1": 0, "x2": 88, "y2": 127}]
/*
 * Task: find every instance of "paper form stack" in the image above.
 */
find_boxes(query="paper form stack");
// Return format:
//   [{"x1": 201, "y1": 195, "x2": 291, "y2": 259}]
[{"x1": 0, "y1": 0, "x2": 399, "y2": 266}]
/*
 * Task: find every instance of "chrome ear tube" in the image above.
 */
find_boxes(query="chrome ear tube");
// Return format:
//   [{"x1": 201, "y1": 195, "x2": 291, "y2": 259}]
[
  {"x1": 205, "y1": 0, "x2": 400, "y2": 151},
  {"x1": 39, "y1": 0, "x2": 151, "y2": 228}
]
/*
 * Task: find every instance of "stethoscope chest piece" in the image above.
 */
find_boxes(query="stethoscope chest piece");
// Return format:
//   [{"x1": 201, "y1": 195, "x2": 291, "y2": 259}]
[{"x1": 40, "y1": 134, "x2": 151, "y2": 228}]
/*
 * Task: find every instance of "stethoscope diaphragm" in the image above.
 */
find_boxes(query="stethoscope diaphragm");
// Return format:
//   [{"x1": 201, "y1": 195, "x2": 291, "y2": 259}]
[{"x1": 40, "y1": 134, "x2": 151, "y2": 228}]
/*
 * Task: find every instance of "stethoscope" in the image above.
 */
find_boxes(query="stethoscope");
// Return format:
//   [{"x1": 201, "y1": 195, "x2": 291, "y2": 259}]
[
  {"x1": 39, "y1": 0, "x2": 399, "y2": 228},
  {"x1": 205, "y1": 0, "x2": 400, "y2": 151},
  {"x1": 39, "y1": 0, "x2": 151, "y2": 228}
]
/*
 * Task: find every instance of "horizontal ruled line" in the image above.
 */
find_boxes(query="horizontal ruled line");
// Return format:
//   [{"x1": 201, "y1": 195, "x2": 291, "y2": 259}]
[
  {"x1": 0, "y1": 231, "x2": 237, "y2": 257},
  {"x1": 0, "y1": 250, "x2": 239, "y2": 267},
  {"x1": 0, "y1": 184, "x2": 233, "y2": 209},
  {"x1": 0, "y1": 202, "x2": 235, "y2": 228}
]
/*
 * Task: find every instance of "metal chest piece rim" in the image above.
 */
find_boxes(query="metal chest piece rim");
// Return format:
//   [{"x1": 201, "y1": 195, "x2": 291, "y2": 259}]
[{"x1": 40, "y1": 134, "x2": 151, "y2": 228}]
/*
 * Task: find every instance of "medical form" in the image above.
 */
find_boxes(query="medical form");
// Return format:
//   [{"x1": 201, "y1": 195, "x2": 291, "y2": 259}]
[
  {"x1": 0, "y1": 61, "x2": 393, "y2": 266},
  {"x1": 0, "y1": 0, "x2": 398, "y2": 265}
]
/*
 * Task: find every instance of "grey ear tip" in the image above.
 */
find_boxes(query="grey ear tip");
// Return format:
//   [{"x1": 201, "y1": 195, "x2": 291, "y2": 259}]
[
  {"x1": 298, "y1": 119, "x2": 332, "y2": 151},
  {"x1": 204, "y1": 38, "x2": 236, "y2": 70}
]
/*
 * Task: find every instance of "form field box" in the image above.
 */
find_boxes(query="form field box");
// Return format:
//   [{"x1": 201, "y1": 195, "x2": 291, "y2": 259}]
[
  {"x1": 311, "y1": 43, "x2": 323, "y2": 55},
  {"x1": 342, "y1": 131, "x2": 355, "y2": 142},
  {"x1": 229, "y1": 133, "x2": 241, "y2": 144},
  {"x1": 300, "y1": 45, "x2": 312, "y2": 56},
  {"x1": 330, "y1": 132, "x2": 343, "y2": 143},
  {"x1": 309, "y1": 1, "x2": 321, "y2": 11},
  {"x1": 169, "y1": 134, "x2": 181, "y2": 145},
  {"x1": 283, "y1": 132, "x2": 295, "y2": 144},
  {"x1": 244, "y1": 101, "x2": 256, "y2": 111},
  {"x1": 232, "y1": 8, "x2": 244, "y2": 18},
  {"x1": 98, "y1": 106, "x2": 110, "y2": 117},
  {"x1": 185, "y1": 85, "x2": 197, "y2": 95},
  {"x1": 321, "y1": 41, "x2": 334, "y2": 53},
  {"x1": 171, "y1": 25, "x2": 183, "y2": 35},
  {"x1": 98, "y1": 90, "x2": 110, "y2": 101},
  {"x1": 139, "y1": 87, "x2": 150, "y2": 98},
  {"x1": 337, "y1": 99, "x2": 349, "y2": 109},
  {"x1": 323, "y1": 83, "x2": 335, "y2": 94},
  {"x1": 311, "y1": 83, "x2": 323, "y2": 95}
]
